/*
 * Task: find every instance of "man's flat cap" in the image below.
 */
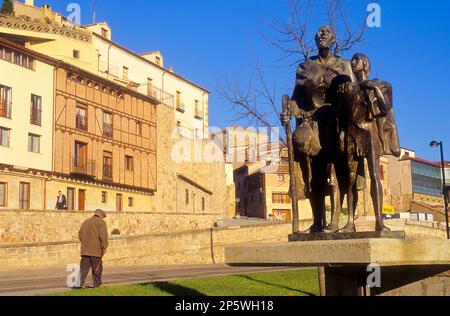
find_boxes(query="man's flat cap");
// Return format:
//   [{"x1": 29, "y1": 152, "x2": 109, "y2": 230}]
[{"x1": 95, "y1": 209, "x2": 107, "y2": 218}]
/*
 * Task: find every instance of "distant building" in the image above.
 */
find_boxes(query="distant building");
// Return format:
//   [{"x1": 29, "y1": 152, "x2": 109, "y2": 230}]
[
  {"x1": 234, "y1": 159, "x2": 312, "y2": 221},
  {"x1": 388, "y1": 148, "x2": 447, "y2": 221}
]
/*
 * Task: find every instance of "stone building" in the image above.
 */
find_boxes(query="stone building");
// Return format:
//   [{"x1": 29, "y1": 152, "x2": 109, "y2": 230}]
[
  {"x1": 0, "y1": 38, "x2": 54, "y2": 210},
  {"x1": 0, "y1": 37, "x2": 158, "y2": 212},
  {"x1": 0, "y1": 1, "x2": 230, "y2": 215}
]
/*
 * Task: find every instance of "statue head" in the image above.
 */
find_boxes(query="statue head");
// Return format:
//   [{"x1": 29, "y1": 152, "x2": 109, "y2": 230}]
[
  {"x1": 315, "y1": 25, "x2": 336, "y2": 50},
  {"x1": 352, "y1": 53, "x2": 371, "y2": 76}
]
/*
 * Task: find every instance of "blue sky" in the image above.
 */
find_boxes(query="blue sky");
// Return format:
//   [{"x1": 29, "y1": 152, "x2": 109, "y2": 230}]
[{"x1": 35, "y1": 0, "x2": 450, "y2": 161}]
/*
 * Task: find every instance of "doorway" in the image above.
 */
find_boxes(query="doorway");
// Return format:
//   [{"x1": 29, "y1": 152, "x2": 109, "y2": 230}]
[
  {"x1": 67, "y1": 188, "x2": 75, "y2": 211},
  {"x1": 116, "y1": 193, "x2": 123, "y2": 212},
  {"x1": 78, "y1": 189, "x2": 86, "y2": 211}
]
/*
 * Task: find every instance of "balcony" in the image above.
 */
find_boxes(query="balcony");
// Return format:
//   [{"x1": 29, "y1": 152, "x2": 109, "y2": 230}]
[
  {"x1": 71, "y1": 158, "x2": 96, "y2": 179},
  {"x1": 0, "y1": 101, "x2": 11, "y2": 119},
  {"x1": 30, "y1": 108, "x2": 42, "y2": 126},
  {"x1": 103, "y1": 123, "x2": 113, "y2": 138},
  {"x1": 103, "y1": 164, "x2": 113, "y2": 181},
  {"x1": 76, "y1": 115, "x2": 88, "y2": 131}
]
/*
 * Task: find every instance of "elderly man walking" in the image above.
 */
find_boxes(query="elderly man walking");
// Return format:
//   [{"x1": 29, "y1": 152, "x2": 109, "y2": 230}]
[{"x1": 78, "y1": 209, "x2": 109, "y2": 288}]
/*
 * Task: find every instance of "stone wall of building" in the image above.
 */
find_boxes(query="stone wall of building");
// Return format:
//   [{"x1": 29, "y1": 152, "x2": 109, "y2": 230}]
[
  {"x1": 0, "y1": 219, "x2": 447, "y2": 271},
  {"x1": 0, "y1": 210, "x2": 220, "y2": 245},
  {"x1": 148, "y1": 104, "x2": 228, "y2": 215}
]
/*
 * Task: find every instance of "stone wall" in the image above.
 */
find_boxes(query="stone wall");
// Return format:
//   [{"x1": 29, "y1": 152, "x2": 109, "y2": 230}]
[
  {"x1": 0, "y1": 210, "x2": 220, "y2": 245},
  {"x1": 0, "y1": 218, "x2": 447, "y2": 271},
  {"x1": 148, "y1": 104, "x2": 229, "y2": 215},
  {"x1": 0, "y1": 221, "x2": 303, "y2": 271}
]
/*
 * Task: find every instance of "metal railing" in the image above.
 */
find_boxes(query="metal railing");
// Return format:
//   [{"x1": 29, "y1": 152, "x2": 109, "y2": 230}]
[
  {"x1": 30, "y1": 108, "x2": 42, "y2": 126},
  {"x1": 148, "y1": 86, "x2": 174, "y2": 107},
  {"x1": 103, "y1": 123, "x2": 113, "y2": 138},
  {"x1": 76, "y1": 114, "x2": 87, "y2": 131},
  {"x1": 103, "y1": 164, "x2": 113, "y2": 181},
  {"x1": 71, "y1": 158, "x2": 96, "y2": 178},
  {"x1": 0, "y1": 101, "x2": 11, "y2": 119}
]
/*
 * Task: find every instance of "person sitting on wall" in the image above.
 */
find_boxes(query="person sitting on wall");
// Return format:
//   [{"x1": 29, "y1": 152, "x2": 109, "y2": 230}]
[{"x1": 55, "y1": 191, "x2": 67, "y2": 210}]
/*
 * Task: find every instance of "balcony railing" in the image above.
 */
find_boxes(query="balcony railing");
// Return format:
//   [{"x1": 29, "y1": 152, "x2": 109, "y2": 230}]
[
  {"x1": 71, "y1": 158, "x2": 96, "y2": 178},
  {"x1": 76, "y1": 115, "x2": 87, "y2": 131},
  {"x1": 103, "y1": 123, "x2": 113, "y2": 138},
  {"x1": 147, "y1": 86, "x2": 174, "y2": 107},
  {"x1": 30, "y1": 108, "x2": 42, "y2": 126},
  {"x1": 103, "y1": 164, "x2": 113, "y2": 181},
  {"x1": 0, "y1": 101, "x2": 11, "y2": 119}
]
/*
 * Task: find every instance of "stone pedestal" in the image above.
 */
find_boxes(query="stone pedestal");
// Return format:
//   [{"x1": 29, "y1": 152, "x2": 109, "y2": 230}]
[{"x1": 225, "y1": 238, "x2": 450, "y2": 296}]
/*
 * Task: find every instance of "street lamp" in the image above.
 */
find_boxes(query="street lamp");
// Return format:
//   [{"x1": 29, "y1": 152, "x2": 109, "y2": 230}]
[{"x1": 430, "y1": 141, "x2": 450, "y2": 239}]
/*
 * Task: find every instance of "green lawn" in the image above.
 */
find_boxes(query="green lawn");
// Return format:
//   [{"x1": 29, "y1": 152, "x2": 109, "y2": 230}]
[{"x1": 49, "y1": 268, "x2": 319, "y2": 296}]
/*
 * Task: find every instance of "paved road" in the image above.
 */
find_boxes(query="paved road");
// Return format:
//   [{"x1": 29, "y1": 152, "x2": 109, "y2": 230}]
[{"x1": 0, "y1": 264, "x2": 300, "y2": 296}]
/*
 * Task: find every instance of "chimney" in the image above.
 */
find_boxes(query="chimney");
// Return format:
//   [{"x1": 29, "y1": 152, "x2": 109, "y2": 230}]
[{"x1": 25, "y1": 0, "x2": 35, "y2": 6}]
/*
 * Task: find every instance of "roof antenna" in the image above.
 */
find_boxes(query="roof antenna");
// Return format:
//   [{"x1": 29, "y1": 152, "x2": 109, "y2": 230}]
[{"x1": 92, "y1": 0, "x2": 97, "y2": 24}]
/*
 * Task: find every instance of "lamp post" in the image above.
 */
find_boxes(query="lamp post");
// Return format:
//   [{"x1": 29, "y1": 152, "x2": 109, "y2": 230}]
[{"x1": 430, "y1": 141, "x2": 450, "y2": 239}]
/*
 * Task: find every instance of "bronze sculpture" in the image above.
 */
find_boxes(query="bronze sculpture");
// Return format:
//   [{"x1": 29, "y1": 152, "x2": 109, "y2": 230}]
[
  {"x1": 281, "y1": 27, "x2": 401, "y2": 234},
  {"x1": 281, "y1": 25, "x2": 355, "y2": 233}
]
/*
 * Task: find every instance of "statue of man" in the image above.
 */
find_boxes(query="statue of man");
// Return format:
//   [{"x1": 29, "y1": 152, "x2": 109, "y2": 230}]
[
  {"x1": 336, "y1": 53, "x2": 399, "y2": 232},
  {"x1": 281, "y1": 25, "x2": 355, "y2": 233}
]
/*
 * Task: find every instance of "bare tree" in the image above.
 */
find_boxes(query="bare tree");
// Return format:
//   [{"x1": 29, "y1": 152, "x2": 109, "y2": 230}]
[
  {"x1": 264, "y1": 0, "x2": 367, "y2": 66},
  {"x1": 217, "y1": 0, "x2": 367, "y2": 144}
]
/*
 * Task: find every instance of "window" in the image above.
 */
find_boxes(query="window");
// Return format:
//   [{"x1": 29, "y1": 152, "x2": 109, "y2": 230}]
[
  {"x1": 0, "y1": 182, "x2": 7, "y2": 207},
  {"x1": 28, "y1": 133, "x2": 41, "y2": 153},
  {"x1": 176, "y1": 121, "x2": 182, "y2": 135},
  {"x1": 19, "y1": 182, "x2": 30, "y2": 210},
  {"x1": 185, "y1": 189, "x2": 189, "y2": 205},
  {"x1": 272, "y1": 193, "x2": 291, "y2": 204},
  {"x1": 4, "y1": 48, "x2": 11, "y2": 62},
  {"x1": 76, "y1": 105, "x2": 87, "y2": 130},
  {"x1": 136, "y1": 122, "x2": 142, "y2": 136},
  {"x1": 103, "y1": 151, "x2": 113, "y2": 180},
  {"x1": 30, "y1": 94, "x2": 42, "y2": 126},
  {"x1": 123, "y1": 66, "x2": 129, "y2": 80},
  {"x1": 116, "y1": 194, "x2": 123, "y2": 212},
  {"x1": 147, "y1": 78, "x2": 154, "y2": 97},
  {"x1": 73, "y1": 50, "x2": 80, "y2": 59},
  {"x1": 128, "y1": 197, "x2": 134, "y2": 207},
  {"x1": 0, "y1": 127, "x2": 10, "y2": 147},
  {"x1": 202, "y1": 197, "x2": 205, "y2": 211},
  {"x1": 125, "y1": 155, "x2": 134, "y2": 172},
  {"x1": 155, "y1": 56, "x2": 161, "y2": 66},
  {"x1": 102, "y1": 111, "x2": 113, "y2": 138},
  {"x1": 195, "y1": 99, "x2": 202, "y2": 118},
  {"x1": 277, "y1": 174, "x2": 286, "y2": 182},
  {"x1": 0, "y1": 84, "x2": 12, "y2": 119},
  {"x1": 14, "y1": 52, "x2": 20, "y2": 65},
  {"x1": 21, "y1": 55, "x2": 29, "y2": 68},
  {"x1": 101, "y1": 191, "x2": 108, "y2": 204},
  {"x1": 176, "y1": 91, "x2": 184, "y2": 111}
]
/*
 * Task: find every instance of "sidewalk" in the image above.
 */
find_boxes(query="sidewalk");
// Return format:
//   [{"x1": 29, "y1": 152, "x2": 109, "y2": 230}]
[{"x1": 0, "y1": 264, "x2": 298, "y2": 296}]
